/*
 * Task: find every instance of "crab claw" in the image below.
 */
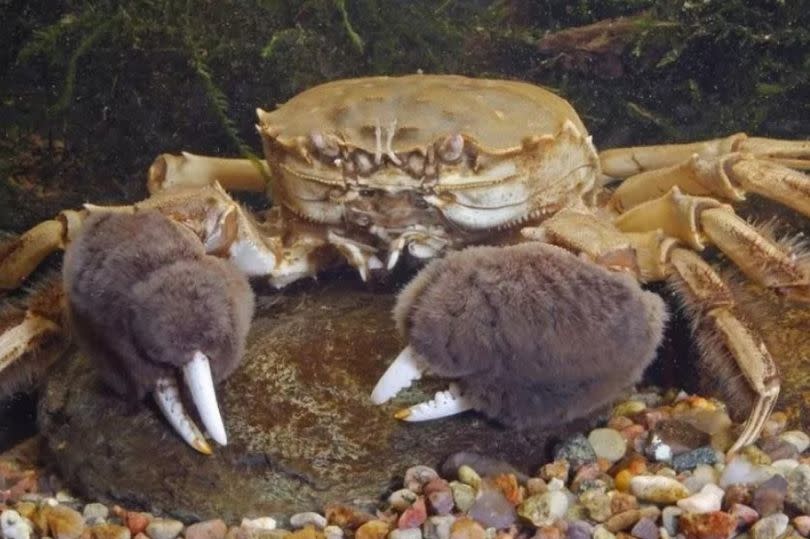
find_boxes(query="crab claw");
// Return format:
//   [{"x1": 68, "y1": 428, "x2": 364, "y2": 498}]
[
  {"x1": 393, "y1": 383, "x2": 474, "y2": 422},
  {"x1": 154, "y1": 376, "x2": 213, "y2": 455},
  {"x1": 370, "y1": 345, "x2": 426, "y2": 404}
]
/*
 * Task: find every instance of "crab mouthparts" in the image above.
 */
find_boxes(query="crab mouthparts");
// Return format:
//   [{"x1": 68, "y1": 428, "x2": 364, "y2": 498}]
[
  {"x1": 154, "y1": 351, "x2": 228, "y2": 455},
  {"x1": 370, "y1": 346, "x2": 474, "y2": 421}
]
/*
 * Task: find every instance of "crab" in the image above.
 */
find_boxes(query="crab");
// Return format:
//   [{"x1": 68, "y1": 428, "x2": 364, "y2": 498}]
[{"x1": 1, "y1": 74, "x2": 809, "y2": 455}]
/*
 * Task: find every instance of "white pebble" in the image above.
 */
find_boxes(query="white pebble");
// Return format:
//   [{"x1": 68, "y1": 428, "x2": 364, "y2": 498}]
[
  {"x1": 324, "y1": 526, "x2": 344, "y2": 539},
  {"x1": 241, "y1": 517, "x2": 277, "y2": 531},
  {"x1": 388, "y1": 489, "x2": 419, "y2": 511},
  {"x1": 630, "y1": 475, "x2": 690, "y2": 503},
  {"x1": 676, "y1": 483, "x2": 724, "y2": 514},
  {"x1": 588, "y1": 428, "x2": 627, "y2": 462},
  {"x1": 593, "y1": 525, "x2": 616, "y2": 539},
  {"x1": 683, "y1": 465, "x2": 718, "y2": 493},
  {"x1": 661, "y1": 507, "x2": 682, "y2": 536},
  {"x1": 780, "y1": 431, "x2": 810, "y2": 453},
  {"x1": 423, "y1": 516, "x2": 455, "y2": 539},
  {"x1": 547, "y1": 478, "x2": 565, "y2": 492},
  {"x1": 771, "y1": 459, "x2": 800, "y2": 477},
  {"x1": 1, "y1": 510, "x2": 31, "y2": 539},
  {"x1": 289, "y1": 512, "x2": 327, "y2": 530},
  {"x1": 720, "y1": 457, "x2": 775, "y2": 487},
  {"x1": 751, "y1": 513, "x2": 789, "y2": 539},
  {"x1": 146, "y1": 518, "x2": 184, "y2": 539},
  {"x1": 82, "y1": 503, "x2": 109, "y2": 523},
  {"x1": 390, "y1": 530, "x2": 423, "y2": 539}
]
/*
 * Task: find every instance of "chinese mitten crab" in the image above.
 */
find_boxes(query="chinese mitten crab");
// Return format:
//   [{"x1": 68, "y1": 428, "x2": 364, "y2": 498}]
[{"x1": 1, "y1": 74, "x2": 808, "y2": 454}]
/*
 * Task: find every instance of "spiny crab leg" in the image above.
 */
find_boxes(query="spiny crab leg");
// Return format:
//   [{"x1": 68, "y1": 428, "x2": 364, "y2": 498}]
[
  {"x1": 370, "y1": 345, "x2": 426, "y2": 404},
  {"x1": 153, "y1": 351, "x2": 227, "y2": 455},
  {"x1": 393, "y1": 383, "x2": 474, "y2": 422}
]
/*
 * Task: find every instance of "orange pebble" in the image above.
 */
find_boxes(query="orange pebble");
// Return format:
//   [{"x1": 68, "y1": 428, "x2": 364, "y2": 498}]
[{"x1": 614, "y1": 470, "x2": 633, "y2": 492}]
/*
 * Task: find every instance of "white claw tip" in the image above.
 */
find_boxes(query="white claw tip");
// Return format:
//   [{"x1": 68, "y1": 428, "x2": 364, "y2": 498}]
[
  {"x1": 370, "y1": 346, "x2": 425, "y2": 404},
  {"x1": 184, "y1": 351, "x2": 228, "y2": 446}
]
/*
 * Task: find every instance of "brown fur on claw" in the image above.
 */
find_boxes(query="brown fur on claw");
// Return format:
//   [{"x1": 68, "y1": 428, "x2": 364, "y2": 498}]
[
  {"x1": 395, "y1": 242, "x2": 668, "y2": 428},
  {"x1": 62, "y1": 210, "x2": 254, "y2": 401}
]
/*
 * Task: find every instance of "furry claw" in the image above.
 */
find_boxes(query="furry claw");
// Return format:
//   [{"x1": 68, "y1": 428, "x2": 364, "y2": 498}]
[
  {"x1": 154, "y1": 377, "x2": 213, "y2": 455},
  {"x1": 370, "y1": 345, "x2": 426, "y2": 404},
  {"x1": 394, "y1": 384, "x2": 473, "y2": 421}
]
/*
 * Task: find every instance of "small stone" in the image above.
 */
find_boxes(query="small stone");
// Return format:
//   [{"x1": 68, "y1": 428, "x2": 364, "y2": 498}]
[
  {"x1": 518, "y1": 492, "x2": 569, "y2": 527},
  {"x1": 652, "y1": 421, "x2": 711, "y2": 456},
  {"x1": 672, "y1": 448, "x2": 718, "y2": 473},
  {"x1": 604, "y1": 510, "x2": 641, "y2": 533},
  {"x1": 539, "y1": 461, "x2": 570, "y2": 483},
  {"x1": 683, "y1": 465, "x2": 719, "y2": 495},
  {"x1": 241, "y1": 519, "x2": 277, "y2": 532},
  {"x1": 630, "y1": 475, "x2": 690, "y2": 504},
  {"x1": 82, "y1": 505, "x2": 109, "y2": 525},
  {"x1": 589, "y1": 430, "x2": 628, "y2": 463},
  {"x1": 554, "y1": 435, "x2": 597, "y2": 471},
  {"x1": 630, "y1": 518, "x2": 658, "y2": 539},
  {"x1": 723, "y1": 485, "x2": 753, "y2": 508},
  {"x1": 323, "y1": 505, "x2": 374, "y2": 530},
  {"x1": 580, "y1": 490, "x2": 612, "y2": 522},
  {"x1": 610, "y1": 492, "x2": 638, "y2": 515},
  {"x1": 614, "y1": 471, "x2": 633, "y2": 493},
  {"x1": 661, "y1": 507, "x2": 682, "y2": 536},
  {"x1": 527, "y1": 478, "x2": 548, "y2": 496},
  {"x1": 613, "y1": 401, "x2": 647, "y2": 417},
  {"x1": 390, "y1": 530, "x2": 422, "y2": 539},
  {"x1": 406, "y1": 467, "x2": 441, "y2": 494},
  {"x1": 786, "y1": 465, "x2": 810, "y2": 514},
  {"x1": 593, "y1": 525, "x2": 616, "y2": 539},
  {"x1": 677, "y1": 484, "x2": 724, "y2": 514},
  {"x1": 742, "y1": 446, "x2": 773, "y2": 466},
  {"x1": 792, "y1": 516, "x2": 810, "y2": 537},
  {"x1": 759, "y1": 438, "x2": 800, "y2": 462},
  {"x1": 450, "y1": 482, "x2": 477, "y2": 513},
  {"x1": 399, "y1": 498, "x2": 427, "y2": 530},
  {"x1": 489, "y1": 474, "x2": 522, "y2": 506},
  {"x1": 467, "y1": 490, "x2": 516, "y2": 529},
  {"x1": 532, "y1": 527, "x2": 561, "y2": 539},
  {"x1": 324, "y1": 527, "x2": 343, "y2": 539},
  {"x1": 90, "y1": 524, "x2": 131, "y2": 539},
  {"x1": 761, "y1": 413, "x2": 788, "y2": 438},
  {"x1": 645, "y1": 435, "x2": 673, "y2": 463},
  {"x1": 186, "y1": 521, "x2": 227, "y2": 539},
  {"x1": 425, "y1": 481, "x2": 455, "y2": 516},
  {"x1": 43, "y1": 505, "x2": 85, "y2": 539},
  {"x1": 458, "y1": 467, "x2": 482, "y2": 490},
  {"x1": 389, "y1": 490, "x2": 419, "y2": 512},
  {"x1": 752, "y1": 475, "x2": 788, "y2": 517},
  {"x1": 781, "y1": 431, "x2": 810, "y2": 454},
  {"x1": 570, "y1": 464, "x2": 605, "y2": 494},
  {"x1": 720, "y1": 457, "x2": 775, "y2": 488},
  {"x1": 1, "y1": 510, "x2": 32, "y2": 539},
  {"x1": 772, "y1": 459, "x2": 800, "y2": 477},
  {"x1": 356, "y1": 521, "x2": 390, "y2": 539},
  {"x1": 750, "y1": 513, "x2": 789, "y2": 539},
  {"x1": 423, "y1": 516, "x2": 455, "y2": 539},
  {"x1": 145, "y1": 518, "x2": 183, "y2": 539},
  {"x1": 729, "y1": 504, "x2": 759, "y2": 528},
  {"x1": 449, "y1": 519, "x2": 485, "y2": 539},
  {"x1": 566, "y1": 521, "x2": 593, "y2": 539},
  {"x1": 678, "y1": 512, "x2": 736, "y2": 539},
  {"x1": 290, "y1": 515, "x2": 328, "y2": 531}
]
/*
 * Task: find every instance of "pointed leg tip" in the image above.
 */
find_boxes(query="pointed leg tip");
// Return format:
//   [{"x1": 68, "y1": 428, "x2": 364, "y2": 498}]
[{"x1": 194, "y1": 439, "x2": 214, "y2": 455}]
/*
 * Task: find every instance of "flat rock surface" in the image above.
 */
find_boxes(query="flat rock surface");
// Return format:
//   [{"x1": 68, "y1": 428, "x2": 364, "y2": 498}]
[{"x1": 38, "y1": 280, "x2": 568, "y2": 522}]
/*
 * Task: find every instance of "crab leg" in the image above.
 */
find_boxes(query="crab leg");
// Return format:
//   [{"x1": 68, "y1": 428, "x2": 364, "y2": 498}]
[
  {"x1": 148, "y1": 153, "x2": 269, "y2": 194},
  {"x1": 668, "y1": 248, "x2": 780, "y2": 453},
  {"x1": 154, "y1": 376, "x2": 213, "y2": 455},
  {"x1": 615, "y1": 187, "x2": 810, "y2": 302},
  {"x1": 393, "y1": 383, "x2": 474, "y2": 422},
  {"x1": 370, "y1": 345, "x2": 426, "y2": 404}
]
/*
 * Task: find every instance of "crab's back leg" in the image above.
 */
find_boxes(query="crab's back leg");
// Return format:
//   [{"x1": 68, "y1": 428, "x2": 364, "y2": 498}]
[
  {"x1": 600, "y1": 134, "x2": 810, "y2": 216},
  {"x1": 148, "y1": 153, "x2": 269, "y2": 194}
]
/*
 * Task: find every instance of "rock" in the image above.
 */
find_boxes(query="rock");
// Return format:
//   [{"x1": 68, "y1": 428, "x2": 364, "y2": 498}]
[
  {"x1": 1, "y1": 510, "x2": 32, "y2": 539},
  {"x1": 743, "y1": 446, "x2": 773, "y2": 466},
  {"x1": 661, "y1": 507, "x2": 682, "y2": 536},
  {"x1": 630, "y1": 476, "x2": 690, "y2": 504},
  {"x1": 290, "y1": 514, "x2": 327, "y2": 531},
  {"x1": 241, "y1": 519, "x2": 277, "y2": 532},
  {"x1": 489, "y1": 474, "x2": 522, "y2": 506},
  {"x1": 752, "y1": 475, "x2": 788, "y2": 517},
  {"x1": 592, "y1": 525, "x2": 616, "y2": 539},
  {"x1": 186, "y1": 520, "x2": 227, "y2": 539},
  {"x1": 723, "y1": 485, "x2": 753, "y2": 508},
  {"x1": 82, "y1": 504, "x2": 109, "y2": 524},
  {"x1": 604, "y1": 510, "x2": 641, "y2": 533},
  {"x1": 389, "y1": 490, "x2": 419, "y2": 512},
  {"x1": 728, "y1": 504, "x2": 759, "y2": 528},
  {"x1": 425, "y1": 480, "x2": 455, "y2": 516},
  {"x1": 398, "y1": 498, "x2": 427, "y2": 529},
  {"x1": 405, "y1": 467, "x2": 440, "y2": 494},
  {"x1": 720, "y1": 457, "x2": 775, "y2": 488},
  {"x1": 786, "y1": 465, "x2": 810, "y2": 514},
  {"x1": 145, "y1": 518, "x2": 183, "y2": 539},
  {"x1": 324, "y1": 527, "x2": 343, "y2": 539},
  {"x1": 323, "y1": 505, "x2": 374, "y2": 530},
  {"x1": 580, "y1": 490, "x2": 612, "y2": 522},
  {"x1": 124, "y1": 513, "x2": 151, "y2": 536},
  {"x1": 677, "y1": 484, "x2": 724, "y2": 514},
  {"x1": 288, "y1": 527, "x2": 321, "y2": 539},
  {"x1": 43, "y1": 505, "x2": 85, "y2": 539},
  {"x1": 588, "y1": 430, "x2": 627, "y2": 463},
  {"x1": 750, "y1": 513, "x2": 789, "y2": 539},
  {"x1": 518, "y1": 492, "x2": 569, "y2": 527},
  {"x1": 792, "y1": 516, "x2": 810, "y2": 537},
  {"x1": 650, "y1": 421, "x2": 710, "y2": 455},
  {"x1": 423, "y1": 516, "x2": 455, "y2": 539},
  {"x1": 759, "y1": 438, "x2": 800, "y2": 462},
  {"x1": 533, "y1": 527, "x2": 561, "y2": 539},
  {"x1": 458, "y1": 467, "x2": 482, "y2": 490},
  {"x1": 539, "y1": 461, "x2": 570, "y2": 483},
  {"x1": 450, "y1": 483, "x2": 476, "y2": 513},
  {"x1": 781, "y1": 431, "x2": 810, "y2": 454},
  {"x1": 39, "y1": 286, "x2": 565, "y2": 521},
  {"x1": 683, "y1": 465, "x2": 719, "y2": 495},
  {"x1": 672, "y1": 448, "x2": 718, "y2": 473},
  {"x1": 355, "y1": 521, "x2": 389, "y2": 539},
  {"x1": 678, "y1": 512, "x2": 736, "y2": 539},
  {"x1": 566, "y1": 521, "x2": 593, "y2": 539},
  {"x1": 467, "y1": 490, "x2": 516, "y2": 529},
  {"x1": 612, "y1": 401, "x2": 647, "y2": 418},
  {"x1": 449, "y1": 519, "x2": 485, "y2": 539},
  {"x1": 90, "y1": 524, "x2": 132, "y2": 539},
  {"x1": 772, "y1": 460, "x2": 800, "y2": 477},
  {"x1": 630, "y1": 518, "x2": 659, "y2": 539},
  {"x1": 554, "y1": 435, "x2": 597, "y2": 470},
  {"x1": 391, "y1": 530, "x2": 423, "y2": 539},
  {"x1": 441, "y1": 454, "x2": 526, "y2": 483},
  {"x1": 610, "y1": 493, "x2": 638, "y2": 515}
]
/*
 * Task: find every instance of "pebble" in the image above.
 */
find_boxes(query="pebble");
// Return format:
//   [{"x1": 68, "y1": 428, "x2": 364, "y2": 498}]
[
  {"x1": 661, "y1": 507, "x2": 682, "y2": 536},
  {"x1": 677, "y1": 484, "x2": 724, "y2": 514},
  {"x1": 539, "y1": 461, "x2": 570, "y2": 483},
  {"x1": 90, "y1": 524, "x2": 132, "y2": 539},
  {"x1": 145, "y1": 518, "x2": 184, "y2": 539},
  {"x1": 450, "y1": 482, "x2": 477, "y2": 513},
  {"x1": 580, "y1": 490, "x2": 611, "y2": 522},
  {"x1": 405, "y1": 467, "x2": 440, "y2": 494},
  {"x1": 678, "y1": 511, "x2": 736, "y2": 539},
  {"x1": 518, "y1": 492, "x2": 569, "y2": 527},
  {"x1": 723, "y1": 485, "x2": 753, "y2": 507},
  {"x1": 729, "y1": 504, "x2": 759, "y2": 527},
  {"x1": 611, "y1": 493, "x2": 638, "y2": 515},
  {"x1": 592, "y1": 525, "x2": 616, "y2": 539},
  {"x1": 355, "y1": 521, "x2": 389, "y2": 539},
  {"x1": 389, "y1": 489, "x2": 419, "y2": 512},
  {"x1": 719, "y1": 457, "x2": 775, "y2": 488},
  {"x1": 672, "y1": 448, "x2": 718, "y2": 473},
  {"x1": 290, "y1": 514, "x2": 327, "y2": 531},
  {"x1": 629, "y1": 518, "x2": 658, "y2": 539},
  {"x1": 448, "y1": 518, "x2": 485, "y2": 539},
  {"x1": 390, "y1": 529, "x2": 423, "y2": 539},
  {"x1": 683, "y1": 465, "x2": 719, "y2": 494},
  {"x1": 43, "y1": 504, "x2": 85, "y2": 539},
  {"x1": 604, "y1": 510, "x2": 641, "y2": 533},
  {"x1": 458, "y1": 467, "x2": 482, "y2": 490},
  {"x1": 651, "y1": 421, "x2": 710, "y2": 455},
  {"x1": 185, "y1": 520, "x2": 227, "y2": 539},
  {"x1": 323, "y1": 526, "x2": 343, "y2": 539},
  {"x1": 423, "y1": 516, "x2": 455, "y2": 539},
  {"x1": 1, "y1": 510, "x2": 31, "y2": 539},
  {"x1": 566, "y1": 520, "x2": 593, "y2": 539},
  {"x1": 613, "y1": 401, "x2": 647, "y2": 418},
  {"x1": 630, "y1": 475, "x2": 690, "y2": 504},
  {"x1": 398, "y1": 497, "x2": 427, "y2": 529},
  {"x1": 82, "y1": 504, "x2": 109, "y2": 524},
  {"x1": 467, "y1": 490, "x2": 516, "y2": 529},
  {"x1": 781, "y1": 431, "x2": 810, "y2": 453},
  {"x1": 771, "y1": 459, "x2": 800, "y2": 477},
  {"x1": 554, "y1": 435, "x2": 597, "y2": 471},
  {"x1": 241, "y1": 518, "x2": 277, "y2": 531},
  {"x1": 425, "y1": 480, "x2": 455, "y2": 516},
  {"x1": 792, "y1": 516, "x2": 810, "y2": 537},
  {"x1": 759, "y1": 438, "x2": 800, "y2": 462},
  {"x1": 588, "y1": 430, "x2": 627, "y2": 463},
  {"x1": 750, "y1": 513, "x2": 789, "y2": 539},
  {"x1": 752, "y1": 475, "x2": 788, "y2": 517},
  {"x1": 786, "y1": 465, "x2": 810, "y2": 514}
]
